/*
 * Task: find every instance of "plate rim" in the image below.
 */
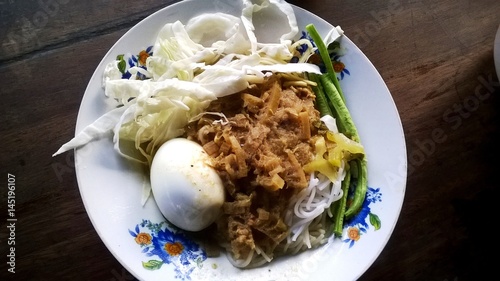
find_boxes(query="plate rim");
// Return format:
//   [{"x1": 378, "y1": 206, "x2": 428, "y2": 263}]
[{"x1": 73, "y1": 1, "x2": 407, "y2": 280}]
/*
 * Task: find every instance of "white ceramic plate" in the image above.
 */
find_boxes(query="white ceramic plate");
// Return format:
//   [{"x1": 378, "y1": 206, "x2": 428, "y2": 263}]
[{"x1": 74, "y1": 1, "x2": 407, "y2": 280}]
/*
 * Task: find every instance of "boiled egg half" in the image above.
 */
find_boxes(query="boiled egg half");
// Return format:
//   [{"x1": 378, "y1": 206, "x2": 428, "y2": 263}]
[{"x1": 150, "y1": 138, "x2": 225, "y2": 232}]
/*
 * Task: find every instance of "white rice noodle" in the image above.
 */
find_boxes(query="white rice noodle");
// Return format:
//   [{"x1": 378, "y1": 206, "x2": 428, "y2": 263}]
[
  {"x1": 227, "y1": 248, "x2": 254, "y2": 268},
  {"x1": 284, "y1": 161, "x2": 346, "y2": 253},
  {"x1": 254, "y1": 245, "x2": 273, "y2": 263},
  {"x1": 226, "y1": 244, "x2": 277, "y2": 268}
]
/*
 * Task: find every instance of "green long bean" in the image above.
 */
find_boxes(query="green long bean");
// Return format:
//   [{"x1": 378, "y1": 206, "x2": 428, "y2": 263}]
[
  {"x1": 331, "y1": 167, "x2": 351, "y2": 236},
  {"x1": 320, "y1": 74, "x2": 367, "y2": 218},
  {"x1": 308, "y1": 73, "x2": 333, "y2": 117},
  {"x1": 306, "y1": 24, "x2": 368, "y2": 219},
  {"x1": 319, "y1": 75, "x2": 359, "y2": 142},
  {"x1": 305, "y1": 24, "x2": 345, "y2": 102},
  {"x1": 345, "y1": 158, "x2": 367, "y2": 218}
]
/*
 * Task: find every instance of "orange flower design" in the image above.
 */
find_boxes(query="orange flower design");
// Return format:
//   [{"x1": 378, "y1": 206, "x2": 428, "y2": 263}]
[
  {"x1": 138, "y1": 50, "x2": 150, "y2": 66},
  {"x1": 135, "y1": 233, "x2": 152, "y2": 245},
  {"x1": 347, "y1": 227, "x2": 361, "y2": 241},
  {"x1": 333, "y1": 61, "x2": 345, "y2": 73},
  {"x1": 165, "y1": 242, "x2": 184, "y2": 256},
  {"x1": 307, "y1": 53, "x2": 322, "y2": 65}
]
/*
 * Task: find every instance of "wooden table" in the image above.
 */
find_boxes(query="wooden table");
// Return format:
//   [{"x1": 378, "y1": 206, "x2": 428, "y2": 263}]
[{"x1": 1, "y1": 0, "x2": 499, "y2": 280}]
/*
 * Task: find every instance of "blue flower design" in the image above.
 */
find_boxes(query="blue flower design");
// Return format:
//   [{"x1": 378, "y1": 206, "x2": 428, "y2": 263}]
[
  {"x1": 342, "y1": 187, "x2": 382, "y2": 248},
  {"x1": 331, "y1": 55, "x2": 350, "y2": 80},
  {"x1": 297, "y1": 31, "x2": 315, "y2": 55},
  {"x1": 116, "y1": 46, "x2": 153, "y2": 80},
  {"x1": 293, "y1": 31, "x2": 350, "y2": 81},
  {"x1": 147, "y1": 227, "x2": 205, "y2": 266},
  {"x1": 129, "y1": 219, "x2": 206, "y2": 280}
]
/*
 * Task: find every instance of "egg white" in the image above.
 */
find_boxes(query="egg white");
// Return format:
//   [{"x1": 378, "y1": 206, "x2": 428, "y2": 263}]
[{"x1": 150, "y1": 138, "x2": 225, "y2": 231}]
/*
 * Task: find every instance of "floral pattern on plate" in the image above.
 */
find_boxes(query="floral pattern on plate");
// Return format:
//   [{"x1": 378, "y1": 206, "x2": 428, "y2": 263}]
[
  {"x1": 129, "y1": 219, "x2": 206, "y2": 280},
  {"x1": 116, "y1": 46, "x2": 153, "y2": 80},
  {"x1": 295, "y1": 31, "x2": 350, "y2": 80},
  {"x1": 130, "y1": 187, "x2": 382, "y2": 278},
  {"x1": 125, "y1": 28, "x2": 380, "y2": 277},
  {"x1": 342, "y1": 187, "x2": 382, "y2": 248}
]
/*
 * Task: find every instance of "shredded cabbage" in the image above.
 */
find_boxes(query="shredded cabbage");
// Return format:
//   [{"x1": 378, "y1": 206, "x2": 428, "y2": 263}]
[{"x1": 53, "y1": 0, "x2": 329, "y2": 165}]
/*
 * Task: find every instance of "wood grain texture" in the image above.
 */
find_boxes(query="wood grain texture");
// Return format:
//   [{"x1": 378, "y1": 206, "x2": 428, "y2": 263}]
[
  {"x1": 0, "y1": 0, "x2": 181, "y2": 63},
  {"x1": 1, "y1": 0, "x2": 499, "y2": 280}
]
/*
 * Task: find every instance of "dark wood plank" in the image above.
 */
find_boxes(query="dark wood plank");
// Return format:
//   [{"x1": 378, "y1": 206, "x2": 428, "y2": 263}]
[
  {"x1": 0, "y1": 27, "x2": 137, "y2": 280},
  {"x1": 0, "y1": 0, "x2": 181, "y2": 62},
  {"x1": 1, "y1": 0, "x2": 500, "y2": 280},
  {"x1": 1, "y1": 28, "x2": 124, "y2": 203}
]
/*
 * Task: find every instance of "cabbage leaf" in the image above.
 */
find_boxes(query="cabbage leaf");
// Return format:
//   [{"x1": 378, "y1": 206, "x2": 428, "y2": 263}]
[{"x1": 54, "y1": 0, "x2": 331, "y2": 166}]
